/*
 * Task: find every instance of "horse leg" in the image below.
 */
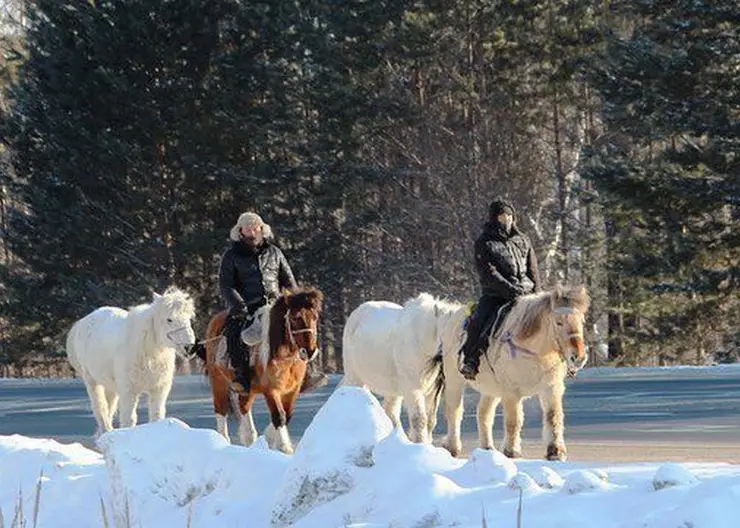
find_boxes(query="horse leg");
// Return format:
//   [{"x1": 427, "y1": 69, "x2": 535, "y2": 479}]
[
  {"x1": 501, "y1": 396, "x2": 524, "y2": 458},
  {"x1": 441, "y1": 372, "x2": 465, "y2": 458},
  {"x1": 211, "y1": 368, "x2": 232, "y2": 442},
  {"x1": 147, "y1": 383, "x2": 171, "y2": 423},
  {"x1": 105, "y1": 388, "x2": 119, "y2": 429},
  {"x1": 118, "y1": 390, "x2": 141, "y2": 429},
  {"x1": 84, "y1": 380, "x2": 110, "y2": 437},
  {"x1": 237, "y1": 392, "x2": 258, "y2": 446},
  {"x1": 424, "y1": 389, "x2": 441, "y2": 440},
  {"x1": 477, "y1": 395, "x2": 500, "y2": 451},
  {"x1": 539, "y1": 384, "x2": 567, "y2": 461},
  {"x1": 404, "y1": 389, "x2": 430, "y2": 444},
  {"x1": 264, "y1": 390, "x2": 293, "y2": 454},
  {"x1": 382, "y1": 395, "x2": 403, "y2": 430}
]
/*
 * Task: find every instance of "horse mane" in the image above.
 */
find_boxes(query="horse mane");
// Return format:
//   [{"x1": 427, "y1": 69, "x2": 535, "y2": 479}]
[
  {"x1": 156, "y1": 286, "x2": 196, "y2": 319},
  {"x1": 404, "y1": 292, "x2": 461, "y2": 317},
  {"x1": 260, "y1": 287, "x2": 324, "y2": 367},
  {"x1": 506, "y1": 285, "x2": 590, "y2": 341},
  {"x1": 128, "y1": 286, "x2": 195, "y2": 319}
]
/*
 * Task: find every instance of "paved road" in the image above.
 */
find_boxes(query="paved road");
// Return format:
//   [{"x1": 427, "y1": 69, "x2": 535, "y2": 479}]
[{"x1": 1, "y1": 366, "x2": 739, "y2": 462}]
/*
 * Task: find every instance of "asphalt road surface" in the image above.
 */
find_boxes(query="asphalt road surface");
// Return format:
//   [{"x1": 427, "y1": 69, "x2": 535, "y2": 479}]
[{"x1": 1, "y1": 366, "x2": 739, "y2": 463}]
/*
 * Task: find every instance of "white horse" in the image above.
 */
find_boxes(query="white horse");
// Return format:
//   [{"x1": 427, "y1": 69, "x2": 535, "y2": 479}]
[
  {"x1": 65, "y1": 286, "x2": 196, "y2": 438},
  {"x1": 341, "y1": 293, "x2": 462, "y2": 443},
  {"x1": 439, "y1": 285, "x2": 590, "y2": 461}
]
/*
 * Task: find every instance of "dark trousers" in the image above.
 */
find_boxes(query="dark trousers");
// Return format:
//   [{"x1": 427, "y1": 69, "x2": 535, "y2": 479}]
[
  {"x1": 460, "y1": 295, "x2": 513, "y2": 372},
  {"x1": 225, "y1": 309, "x2": 252, "y2": 384}
]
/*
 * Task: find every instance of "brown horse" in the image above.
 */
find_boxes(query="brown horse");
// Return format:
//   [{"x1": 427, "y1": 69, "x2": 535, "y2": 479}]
[{"x1": 201, "y1": 287, "x2": 323, "y2": 454}]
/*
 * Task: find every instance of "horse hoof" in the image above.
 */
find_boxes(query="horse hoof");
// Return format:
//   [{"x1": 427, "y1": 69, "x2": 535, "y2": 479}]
[
  {"x1": 443, "y1": 444, "x2": 461, "y2": 458},
  {"x1": 546, "y1": 444, "x2": 567, "y2": 461},
  {"x1": 503, "y1": 448, "x2": 522, "y2": 459}
]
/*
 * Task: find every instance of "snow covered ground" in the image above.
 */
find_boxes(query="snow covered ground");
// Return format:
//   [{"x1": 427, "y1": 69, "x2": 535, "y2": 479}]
[{"x1": 2, "y1": 385, "x2": 740, "y2": 527}]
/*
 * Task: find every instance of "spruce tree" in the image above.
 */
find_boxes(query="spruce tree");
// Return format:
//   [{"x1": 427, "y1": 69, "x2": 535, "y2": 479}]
[{"x1": 585, "y1": 0, "x2": 740, "y2": 363}]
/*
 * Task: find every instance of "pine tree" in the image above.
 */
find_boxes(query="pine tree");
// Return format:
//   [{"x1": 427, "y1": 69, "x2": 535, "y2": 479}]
[
  {"x1": 2, "y1": 0, "x2": 227, "y2": 352},
  {"x1": 585, "y1": 0, "x2": 740, "y2": 363}
]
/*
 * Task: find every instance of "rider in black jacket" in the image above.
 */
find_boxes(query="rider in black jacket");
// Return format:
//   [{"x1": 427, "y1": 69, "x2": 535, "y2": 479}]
[
  {"x1": 459, "y1": 198, "x2": 540, "y2": 380},
  {"x1": 219, "y1": 212, "x2": 327, "y2": 393}
]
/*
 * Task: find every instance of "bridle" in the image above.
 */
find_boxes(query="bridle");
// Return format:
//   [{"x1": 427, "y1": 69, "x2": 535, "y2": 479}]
[
  {"x1": 165, "y1": 324, "x2": 198, "y2": 360},
  {"x1": 552, "y1": 306, "x2": 586, "y2": 375},
  {"x1": 285, "y1": 311, "x2": 320, "y2": 362}
]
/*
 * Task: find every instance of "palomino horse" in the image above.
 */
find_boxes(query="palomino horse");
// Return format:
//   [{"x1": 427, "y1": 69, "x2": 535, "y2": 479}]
[
  {"x1": 438, "y1": 285, "x2": 590, "y2": 461},
  {"x1": 341, "y1": 293, "x2": 461, "y2": 443},
  {"x1": 201, "y1": 287, "x2": 323, "y2": 454}
]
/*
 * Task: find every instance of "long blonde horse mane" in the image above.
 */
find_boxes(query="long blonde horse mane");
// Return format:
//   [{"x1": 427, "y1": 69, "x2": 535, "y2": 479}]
[{"x1": 503, "y1": 285, "x2": 590, "y2": 341}]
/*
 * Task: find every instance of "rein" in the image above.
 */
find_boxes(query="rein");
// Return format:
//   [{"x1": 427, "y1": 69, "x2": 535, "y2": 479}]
[
  {"x1": 500, "y1": 331, "x2": 538, "y2": 359},
  {"x1": 498, "y1": 306, "x2": 584, "y2": 365}
]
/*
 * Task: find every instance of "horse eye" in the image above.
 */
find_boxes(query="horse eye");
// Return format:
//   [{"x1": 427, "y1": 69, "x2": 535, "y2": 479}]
[
  {"x1": 556, "y1": 321, "x2": 564, "y2": 327},
  {"x1": 167, "y1": 318, "x2": 173, "y2": 323}
]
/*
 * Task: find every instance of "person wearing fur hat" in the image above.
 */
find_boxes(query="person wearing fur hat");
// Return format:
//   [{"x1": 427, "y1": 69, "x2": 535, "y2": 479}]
[
  {"x1": 219, "y1": 212, "x2": 328, "y2": 393},
  {"x1": 458, "y1": 197, "x2": 541, "y2": 380}
]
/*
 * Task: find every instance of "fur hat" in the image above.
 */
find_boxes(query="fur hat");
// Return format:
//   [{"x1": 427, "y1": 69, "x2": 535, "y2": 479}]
[
  {"x1": 488, "y1": 197, "x2": 516, "y2": 219},
  {"x1": 229, "y1": 212, "x2": 273, "y2": 242}
]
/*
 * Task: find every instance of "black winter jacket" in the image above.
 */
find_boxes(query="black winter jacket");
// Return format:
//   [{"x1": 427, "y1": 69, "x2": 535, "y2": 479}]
[
  {"x1": 474, "y1": 221, "x2": 540, "y2": 300},
  {"x1": 219, "y1": 240, "x2": 297, "y2": 311}
]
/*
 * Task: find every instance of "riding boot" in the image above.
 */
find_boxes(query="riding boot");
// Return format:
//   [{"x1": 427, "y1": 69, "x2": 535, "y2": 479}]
[
  {"x1": 226, "y1": 314, "x2": 251, "y2": 393},
  {"x1": 300, "y1": 361, "x2": 329, "y2": 393}
]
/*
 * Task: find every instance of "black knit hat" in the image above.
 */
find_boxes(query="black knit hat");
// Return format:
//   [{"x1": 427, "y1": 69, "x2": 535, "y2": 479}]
[{"x1": 488, "y1": 197, "x2": 516, "y2": 219}]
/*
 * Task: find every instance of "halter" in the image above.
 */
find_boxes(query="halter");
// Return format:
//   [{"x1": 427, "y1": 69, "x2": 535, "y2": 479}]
[
  {"x1": 165, "y1": 325, "x2": 197, "y2": 360},
  {"x1": 551, "y1": 307, "x2": 586, "y2": 375},
  {"x1": 285, "y1": 311, "x2": 320, "y2": 362},
  {"x1": 166, "y1": 325, "x2": 191, "y2": 341}
]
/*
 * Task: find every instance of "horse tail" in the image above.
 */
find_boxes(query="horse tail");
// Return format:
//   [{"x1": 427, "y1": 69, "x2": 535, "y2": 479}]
[{"x1": 424, "y1": 344, "x2": 446, "y2": 412}]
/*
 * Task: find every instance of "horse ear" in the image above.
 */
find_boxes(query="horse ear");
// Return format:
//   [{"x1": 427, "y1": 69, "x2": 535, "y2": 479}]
[{"x1": 152, "y1": 291, "x2": 162, "y2": 301}]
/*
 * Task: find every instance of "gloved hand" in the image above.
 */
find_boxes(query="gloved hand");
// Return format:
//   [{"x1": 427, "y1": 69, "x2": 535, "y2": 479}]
[
  {"x1": 231, "y1": 304, "x2": 250, "y2": 319},
  {"x1": 510, "y1": 285, "x2": 527, "y2": 298}
]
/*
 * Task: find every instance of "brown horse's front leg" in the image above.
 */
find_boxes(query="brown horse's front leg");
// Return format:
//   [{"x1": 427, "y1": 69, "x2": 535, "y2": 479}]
[
  {"x1": 237, "y1": 392, "x2": 258, "y2": 446},
  {"x1": 210, "y1": 366, "x2": 233, "y2": 442},
  {"x1": 281, "y1": 390, "x2": 300, "y2": 425},
  {"x1": 264, "y1": 390, "x2": 294, "y2": 454}
]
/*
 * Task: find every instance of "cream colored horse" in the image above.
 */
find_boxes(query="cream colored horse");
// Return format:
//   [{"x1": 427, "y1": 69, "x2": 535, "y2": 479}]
[{"x1": 439, "y1": 285, "x2": 590, "y2": 461}]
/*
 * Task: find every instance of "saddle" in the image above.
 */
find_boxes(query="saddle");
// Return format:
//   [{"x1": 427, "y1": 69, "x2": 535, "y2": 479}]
[{"x1": 215, "y1": 308, "x2": 266, "y2": 370}]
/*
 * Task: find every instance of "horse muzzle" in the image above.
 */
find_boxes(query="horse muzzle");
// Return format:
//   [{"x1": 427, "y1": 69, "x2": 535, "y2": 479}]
[
  {"x1": 299, "y1": 347, "x2": 321, "y2": 362},
  {"x1": 566, "y1": 352, "x2": 588, "y2": 378}
]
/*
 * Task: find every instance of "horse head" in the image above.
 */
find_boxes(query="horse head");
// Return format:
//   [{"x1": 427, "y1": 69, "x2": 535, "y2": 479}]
[
  {"x1": 267, "y1": 287, "x2": 324, "y2": 363},
  {"x1": 152, "y1": 286, "x2": 196, "y2": 357},
  {"x1": 548, "y1": 285, "x2": 590, "y2": 376}
]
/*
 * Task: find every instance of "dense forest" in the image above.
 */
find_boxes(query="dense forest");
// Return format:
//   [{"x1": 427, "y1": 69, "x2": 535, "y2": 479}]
[{"x1": 0, "y1": 0, "x2": 737, "y2": 374}]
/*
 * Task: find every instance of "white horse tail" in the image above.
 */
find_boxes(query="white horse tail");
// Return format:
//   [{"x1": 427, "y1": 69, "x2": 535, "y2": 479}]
[{"x1": 423, "y1": 344, "x2": 446, "y2": 414}]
